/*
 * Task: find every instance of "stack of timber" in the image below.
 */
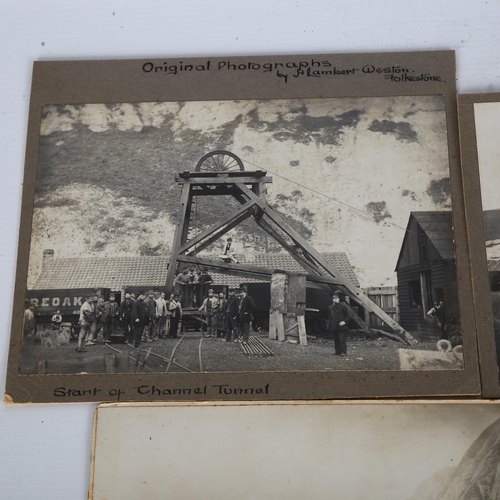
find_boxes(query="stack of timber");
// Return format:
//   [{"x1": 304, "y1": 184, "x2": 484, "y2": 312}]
[
  {"x1": 240, "y1": 336, "x2": 274, "y2": 356},
  {"x1": 268, "y1": 271, "x2": 307, "y2": 345}
]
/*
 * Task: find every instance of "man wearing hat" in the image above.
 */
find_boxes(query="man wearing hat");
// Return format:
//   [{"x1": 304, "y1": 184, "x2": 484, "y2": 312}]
[
  {"x1": 143, "y1": 290, "x2": 157, "y2": 342},
  {"x1": 225, "y1": 288, "x2": 239, "y2": 342},
  {"x1": 102, "y1": 293, "x2": 120, "y2": 343},
  {"x1": 238, "y1": 287, "x2": 255, "y2": 345},
  {"x1": 199, "y1": 289, "x2": 218, "y2": 338},
  {"x1": 77, "y1": 295, "x2": 94, "y2": 352},
  {"x1": 327, "y1": 290, "x2": 351, "y2": 356},
  {"x1": 197, "y1": 268, "x2": 213, "y2": 306},
  {"x1": 129, "y1": 291, "x2": 149, "y2": 348}
]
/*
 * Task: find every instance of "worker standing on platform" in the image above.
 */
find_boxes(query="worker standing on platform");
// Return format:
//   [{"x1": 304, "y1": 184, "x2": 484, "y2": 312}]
[
  {"x1": 174, "y1": 268, "x2": 191, "y2": 309},
  {"x1": 197, "y1": 268, "x2": 213, "y2": 305}
]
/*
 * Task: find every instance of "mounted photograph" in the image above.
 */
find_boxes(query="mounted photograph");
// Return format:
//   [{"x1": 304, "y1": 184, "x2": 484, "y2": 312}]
[
  {"x1": 6, "y1": 52, "x2": 479, "y2": 402},
  {"x1": 458, "y1": 93, "x2": 500, "y2": 397}
]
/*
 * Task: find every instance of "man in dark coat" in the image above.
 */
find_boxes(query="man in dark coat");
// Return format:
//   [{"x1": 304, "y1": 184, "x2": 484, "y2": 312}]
[
  {"x1": 168, "y1": 293, "x2": 182, "y2": 338},
  {"x1": 327, "y1": 290, "x2": 351, "y2": 356},
  {"x1": 120, "y1": 292, "x2": 134, "y2": 343},
  {"x1": 238, "y1": 287, "x2": 255, "y2": 344},
  {"x1": 129, "y1": 291, "x2": 149, "y2": 348},
  {"x1": 225, "y1": 289, "x2": 239, "y2": 342},
  {"x1": 102, "y1": 294, "x2": 120, "y2": 343},
  {"x1": 197, "y1": 268, "x2": 213, "y2": 306},
  {"x1": 143, "y1": 290, "x2": 157, "y2": 342}
]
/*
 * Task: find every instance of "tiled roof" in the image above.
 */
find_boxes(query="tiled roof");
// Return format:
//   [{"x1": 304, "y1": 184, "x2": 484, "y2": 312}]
[
  {"x1": 33, "y1": 256, "x2": 171, "y2": 290},
  {"x1": 412, "y1": 211, "x2": 455, "y2": 261},
  {"x1": 31, "y1": 252, "x2": 358, "y2": 290}
]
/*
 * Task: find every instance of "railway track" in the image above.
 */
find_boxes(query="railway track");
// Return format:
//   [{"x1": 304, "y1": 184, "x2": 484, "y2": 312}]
[{"x1": 105, "y1": 332, "x2": 274, "y2": 372}]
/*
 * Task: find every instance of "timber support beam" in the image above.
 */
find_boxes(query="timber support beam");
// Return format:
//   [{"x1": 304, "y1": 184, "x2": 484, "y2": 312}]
[{"x1": 166, "y1": 169, "x2": 417, "y2": 346}]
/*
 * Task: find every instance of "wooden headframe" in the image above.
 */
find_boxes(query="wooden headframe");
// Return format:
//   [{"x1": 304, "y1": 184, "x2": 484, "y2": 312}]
[{"x1": 166, "y1": 170, "x2": 417, "y2": 345}]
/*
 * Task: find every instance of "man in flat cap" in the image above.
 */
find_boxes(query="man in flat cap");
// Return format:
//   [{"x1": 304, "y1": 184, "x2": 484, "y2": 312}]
[
  {"x1": 199, "y1": 288, "x2": 218, "y2": 338},
  {"x1": 237, "y1": 287, "x2": 255, "y2": 345},
  {"x1": 327, "y1": 290, "x2": 351, "y2": 356}
]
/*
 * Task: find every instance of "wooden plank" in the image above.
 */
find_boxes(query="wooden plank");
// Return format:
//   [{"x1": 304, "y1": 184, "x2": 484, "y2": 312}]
[
  {"x1": 270, "y1": 272, "x2": 287, "y2": 311},
  {"x1": 365, "y1": 290, "x2": 398, "y2": 296},
  {"x1": 177, "y1": 170, "x2": 269, "y2": 180},
  {"x1": 341, "y1": 302, "x2": 377, "y2": 340},
  {"x1": 178, "y1": 201, "x2": 256, "y2": 254},
  {"x1": 255, "y1": 218, "x2": 334, "y2": 281},
  {"x1": 177, "y1": 176, "x2": 273, "y2": 185},
  {"x1": 177, "y1": 254, "x2": 342, "y2": 287},
  {"x1": 104, "y1": 353, "x2": 115, "y2": 374},
  {"x1": 192, "y1": 186, "x2": 244, "y2": 196},
  {"x1": 268, "y1": 309, "x2": 277, "y2": 340},
  {"x1": 166, "y1": 181, "x2": 192, "y2": 293},
  {"x1": 371, "y1": 328, "x2": 404, "y2": 343},
  {"x1": 180, "y1": 194, "x2": 194, "y2": 245},
  {"x1": 235, "y1": 183, "x2": 417, "y2": 345},
  {"x1": 297, "y1": 315, "x2": 308, "y2": 346},
  {"x1": 177, "y1": 255, "x2": 273, "y2": 281},
  {"x1": 277, "y1": 312, "x2": 285, "y2": 342}
]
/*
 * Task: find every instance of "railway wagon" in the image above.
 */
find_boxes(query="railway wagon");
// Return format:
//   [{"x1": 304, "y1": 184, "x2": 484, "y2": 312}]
[{"x1": 25, "y1": 287, "x2": 115, "y2": 339}]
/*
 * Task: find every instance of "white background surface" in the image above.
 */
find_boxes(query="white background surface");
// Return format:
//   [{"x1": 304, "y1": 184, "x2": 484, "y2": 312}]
[{"x1": 1, "y1": 1, "x2": 500, "y2": 498}]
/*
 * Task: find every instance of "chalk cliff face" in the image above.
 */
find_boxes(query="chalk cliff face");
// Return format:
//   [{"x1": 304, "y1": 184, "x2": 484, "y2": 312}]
[
  {"x1": 28, "y1": 97, "x2": 451, "y2": 288},
  {"x1": 408, "y1": 418, "x2": 500, "y2": 500}
]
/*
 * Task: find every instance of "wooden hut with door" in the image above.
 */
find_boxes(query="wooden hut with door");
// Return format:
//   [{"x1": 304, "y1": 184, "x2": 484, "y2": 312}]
[{"x1": 395, "y1": 211, "x2": 459, "y2": 341}]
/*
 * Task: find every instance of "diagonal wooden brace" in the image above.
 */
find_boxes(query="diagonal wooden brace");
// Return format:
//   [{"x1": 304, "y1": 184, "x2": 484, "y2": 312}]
[{"x1": 235, "y1": 182, "x2": 417, "y2": 345}]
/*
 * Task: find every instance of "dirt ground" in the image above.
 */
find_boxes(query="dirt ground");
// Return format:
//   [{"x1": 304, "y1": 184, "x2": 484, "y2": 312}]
[{"x1": 22, "y1": 330, "x2": 442, "y2": 374}]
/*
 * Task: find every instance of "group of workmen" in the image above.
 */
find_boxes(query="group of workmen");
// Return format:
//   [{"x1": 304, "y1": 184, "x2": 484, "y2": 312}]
[
  {"x1": 76, "y1": 290, "x2": 182, "y2": 352},
  {"x1": 198, "y1": 286, "x2": 255, "y2": 344},
  {"x1": 75, "y1": 280, "x2": 256, "y2": 352}
]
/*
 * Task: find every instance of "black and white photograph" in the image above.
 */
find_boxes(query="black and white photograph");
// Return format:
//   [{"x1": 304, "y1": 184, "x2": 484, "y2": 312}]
[
  {"x1": 20, "y1": 95, "x2": 464, "y2": 375},
  {"x1": 457, "y1": 94, "x2": 500, "y2": 397},
  {"x1": 89, "y1": 401, "x2": 500, "y2": 500},
  {"x1": 6, "y1": 52, "x2": 479, "y2": 402},
  {"x1": 470, "y1": 100, "x2": 500, "y2": 387}
]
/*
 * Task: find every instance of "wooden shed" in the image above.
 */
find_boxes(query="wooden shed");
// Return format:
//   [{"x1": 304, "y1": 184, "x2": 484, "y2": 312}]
[{"x1": 395, "y1": 211, "x2": 459, "y2": 341}]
